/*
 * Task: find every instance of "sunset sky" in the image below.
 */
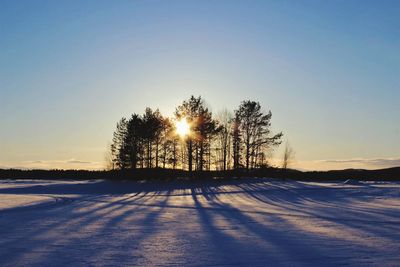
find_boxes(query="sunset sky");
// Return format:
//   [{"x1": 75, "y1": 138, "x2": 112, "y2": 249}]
[{"x1": 1, "y1": 0, "x2": 399, "y2": 170}]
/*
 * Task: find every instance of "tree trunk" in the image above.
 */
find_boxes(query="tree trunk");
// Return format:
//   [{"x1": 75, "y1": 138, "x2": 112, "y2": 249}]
[
  {"x1": 246, "y1": 136, "x2": 250, "y2": 170},
  {"x1": 199, "y1": 141, "x2": 204, "y2": 171},
  {"x1": 188, "y1": 139, "x2": 193, "y2": 172},
  {"x1": 173, "y1": 142, "x2": 177, "y2": 169},
  {"x1": 223, "y1": 142, "x2": 227, "y2": 171},
  {"x1": 162, "y1": 144, "x2": 166, "y2": 168},
  {"x1": 155, "y1": 141, "x2": 159, "y2": 168}
]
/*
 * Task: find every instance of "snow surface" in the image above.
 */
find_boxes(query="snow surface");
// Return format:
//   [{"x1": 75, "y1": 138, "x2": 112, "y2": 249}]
[{"x1": 0, "y1": 179, "x2": 399, "y2": 266}]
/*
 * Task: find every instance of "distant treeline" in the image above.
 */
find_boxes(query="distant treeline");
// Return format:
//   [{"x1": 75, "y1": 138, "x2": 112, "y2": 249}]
[
  {"x1": 108, "y1": 95, "x2": 283, "y2": 172},
  {"x1": 1, "y1": 167, "x2": 399, "y2": 181}
]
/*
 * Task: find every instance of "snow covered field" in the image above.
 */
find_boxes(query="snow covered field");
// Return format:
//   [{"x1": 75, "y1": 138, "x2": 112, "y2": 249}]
[{"x1": 0, "y1": 178, "x2": 399, "y2": 266}]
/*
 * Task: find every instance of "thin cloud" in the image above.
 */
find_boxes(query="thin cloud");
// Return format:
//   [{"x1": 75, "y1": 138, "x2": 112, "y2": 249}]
[
  {"x1": 26, "y1": 160, "x2": 43, "y2": 164},
  {"x1": 66, "y1": 159, "x2": 93, "y2": 164},
  {"x1": 319, "y1": 158, "x2": 400, "y2": 167}
]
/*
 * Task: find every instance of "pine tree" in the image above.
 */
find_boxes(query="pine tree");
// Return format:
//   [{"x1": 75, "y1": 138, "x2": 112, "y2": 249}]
[
  {"x1": 235, "y1": 101, "x2": 283, "y2": 170},
  {"x1": 232, "y1": 113, "x2": 241, "y2": 169},
  {"x1": 175, "y1": 96, "x2": 218, "y2": 172},
  {"x1": 111, "y1": 118, "x2": 128, "y2": 169},
  {"x1": 125, "y1": 114, "x2": 144, "y2": 169}
]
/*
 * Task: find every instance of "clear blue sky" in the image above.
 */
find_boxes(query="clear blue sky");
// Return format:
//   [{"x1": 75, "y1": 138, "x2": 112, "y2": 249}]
[{"x1": 1, "y1": 0, "x2": 399, "y2": 170}]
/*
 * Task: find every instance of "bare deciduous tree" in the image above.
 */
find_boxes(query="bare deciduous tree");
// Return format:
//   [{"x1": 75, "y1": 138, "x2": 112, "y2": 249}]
[
  {"x1": 282, "y1": 141, "x2": 295, "y2": 170},
  {"x1": 215, "y1": 109, "x2": 232, "y2": 171},
  {"x1": 104, "y1": 142, "x2": 115, "y2": 170}
]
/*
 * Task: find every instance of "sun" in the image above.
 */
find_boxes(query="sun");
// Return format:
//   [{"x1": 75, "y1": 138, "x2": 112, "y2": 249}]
[{"x1": 175, "y1": 118, "x2": 190, "y2": 138}]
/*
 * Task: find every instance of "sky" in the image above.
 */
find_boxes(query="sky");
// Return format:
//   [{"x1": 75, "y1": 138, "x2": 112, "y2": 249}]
[{"x1": 0, "y1": 0, "x2": 399, "y2": 170}]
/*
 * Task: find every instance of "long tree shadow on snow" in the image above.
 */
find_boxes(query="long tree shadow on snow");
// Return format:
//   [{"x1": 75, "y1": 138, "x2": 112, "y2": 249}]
[
  {"x1": 187, "y1": 182, "x2": 400, "y2": 265},
  {"x1": 0, "y1": 179, "x2": 399, "y2": 266}
]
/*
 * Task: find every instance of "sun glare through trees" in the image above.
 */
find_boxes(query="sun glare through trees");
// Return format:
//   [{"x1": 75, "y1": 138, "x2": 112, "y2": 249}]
[
  {"x1": 110, "y1": 95, "x2": 283, "y2": 172},
  {"x1": 175, "y1": 118, "x2": 190, "y2": 138}
]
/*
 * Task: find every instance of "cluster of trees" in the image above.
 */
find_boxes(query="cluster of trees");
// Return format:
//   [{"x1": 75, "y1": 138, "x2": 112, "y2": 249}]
[{"x1": 109, "y1": 96, "x2": 283, "y2": 171}]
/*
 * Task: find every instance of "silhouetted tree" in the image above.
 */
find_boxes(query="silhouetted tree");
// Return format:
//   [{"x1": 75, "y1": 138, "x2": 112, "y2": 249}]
[
  {"x1": 110, "y1": 97, "x2": 283, "y2": 173},
  {"x1": 105, "y1": 142, "x2": 115, "y2": 170},
  {"x1": 170, "y1": 136, "x2": 180, "y2": 169},
  {"x1": 125, "y1": 114, "x2": 144, "y2": 169},
  {"x1": 282, "y1": 141, "x2": 295, "y2": 170},
  {"x1": 196, "y1": 104, "x2": 218, "y2": 171},
  {"x1": 175, "y1": 96, "x2": 200, "y2": 172},
  {"x1": 232, "y1": 112, "x2": 242, "y2": 169},
  {"x1": 152, "y1": 109, "x2": 164, "y2": 168},
  {"x1": 142, "y1": 108, "x2": 163, "y2": 168},
  {"x1": 111, "y1": 118, "x2": 129, "y2": 169},
  {"x1": 215, "y1": 109, "x2": 232, "y2": 171},
  {"x1": 175, "y1": 96, "x2": 218, "y2": 172},
  {"x1": 159, "y1": 117, "x2": 177, "y2": 168},
  {"x1": 235, "y1": 101, "x2": 283, "y2": 170}
]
